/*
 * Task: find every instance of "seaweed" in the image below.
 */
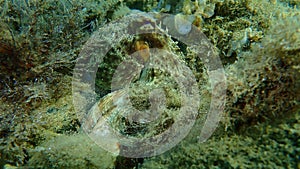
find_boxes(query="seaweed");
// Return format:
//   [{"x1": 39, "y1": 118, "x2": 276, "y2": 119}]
[{"x1": 0, "y1": 0, "x2": 299, "y2": 168}]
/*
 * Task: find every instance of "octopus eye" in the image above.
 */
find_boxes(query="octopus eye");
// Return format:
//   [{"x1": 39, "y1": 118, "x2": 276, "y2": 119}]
[{"x1": 134, "y1": 40, "x2": 150, "y2": 63}]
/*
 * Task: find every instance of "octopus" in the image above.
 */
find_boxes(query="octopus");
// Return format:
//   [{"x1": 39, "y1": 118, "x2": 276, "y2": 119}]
[
  {"x1": 72, "y1": 11, "x2": 225, "y2": 158},
  {"x1": 134, "y1": 40, "x2": 150, "y2": 64}
]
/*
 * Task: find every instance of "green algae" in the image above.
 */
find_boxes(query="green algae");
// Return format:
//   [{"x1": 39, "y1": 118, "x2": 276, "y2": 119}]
[
  {"x1": 0, "y1": 0, "x2": 299, "y2": 168},
  {"x1": 142, "y1": 112, "x2": 300, "y2": 168},
  {"x1": 27, "y1": 134, "x2": 116, "y2": 169}
]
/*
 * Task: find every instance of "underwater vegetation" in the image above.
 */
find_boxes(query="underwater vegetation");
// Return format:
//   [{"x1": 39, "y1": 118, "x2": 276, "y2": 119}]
[{"x1": 0, "y1": 0, "x2": 299, "y2": 168}]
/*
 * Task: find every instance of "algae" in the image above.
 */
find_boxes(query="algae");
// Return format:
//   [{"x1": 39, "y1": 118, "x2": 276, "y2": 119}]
[
  {"x1": 27, "y1": 134, "x2": 116, "y2": 169},
  {"x1": 142, "y1": 112, "x2": 300, "y2": 168},
  {"x1": 0, "y1": 0, "x2": 299, "y2": 168}
]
